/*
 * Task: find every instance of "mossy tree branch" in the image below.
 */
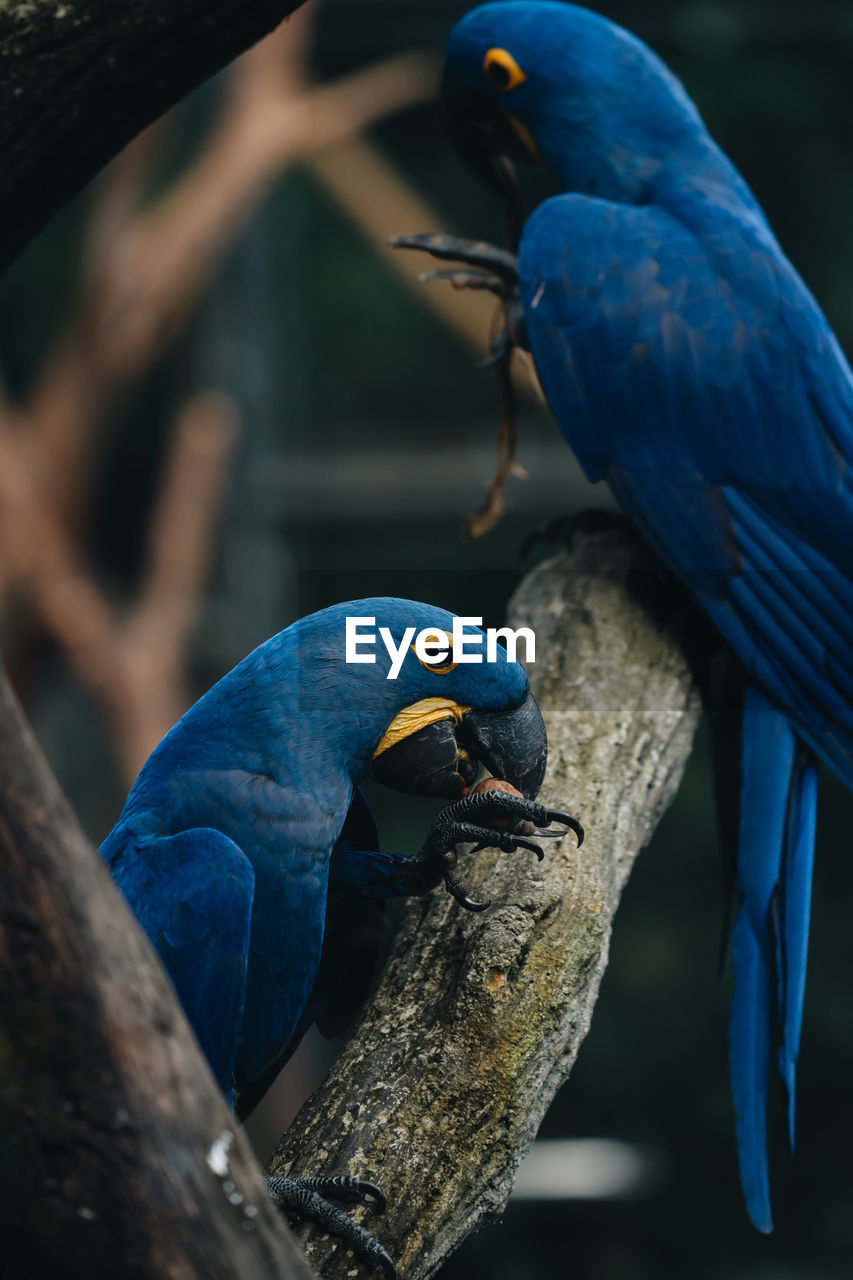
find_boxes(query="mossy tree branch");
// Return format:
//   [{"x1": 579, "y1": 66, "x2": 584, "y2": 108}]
[{"x1": 270, "y1": 524, "x2": 702, "y2": 1279}]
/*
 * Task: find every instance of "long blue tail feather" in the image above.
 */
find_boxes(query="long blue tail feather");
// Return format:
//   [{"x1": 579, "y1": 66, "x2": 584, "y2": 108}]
[
  {"x1": 730, "y1": 683, "x2": 795, "y2": 1233},
  {"x1": 778, "y1": 755, "x2": 817, "y2": 1150},
  {"x1": 730, "y1": 912, "x2": 775, "y2": 1232}
]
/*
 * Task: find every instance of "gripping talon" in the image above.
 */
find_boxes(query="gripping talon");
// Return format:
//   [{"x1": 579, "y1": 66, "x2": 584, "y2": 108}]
[
  {"x1": 265, "y1": 1175, "x2": 395, "y2": 1279},
  {"x1": 536, "y1": 807, "x2": 585, "y2": 847},
  {"x1": 287, "y1": 1175, "x2": 386, "y2": 1211},
  {"x1": 501, "y1": 834, "x2": 545, "y2": 860},
  {"x1": 444, "y1": 869, "x2": 491, "y2": 912},
  {"x1": 441, "y1": 848, "x2": 490, "y2": 911},
  {"x1": 561, "y1": 815, "x2": 584, "y2": 846},
  {"x1": 349, "y1": 1179, "x2": 386, "y2": 1213}
]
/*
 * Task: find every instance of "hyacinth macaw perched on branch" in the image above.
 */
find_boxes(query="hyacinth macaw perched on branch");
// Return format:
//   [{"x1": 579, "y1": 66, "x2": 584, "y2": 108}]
[
  {"x1": 100, "y1": 597, "x2": 579, "y2": 1277},
  {"x1": 393, "y1": 0, "x2": 853, "y2": 1235}
]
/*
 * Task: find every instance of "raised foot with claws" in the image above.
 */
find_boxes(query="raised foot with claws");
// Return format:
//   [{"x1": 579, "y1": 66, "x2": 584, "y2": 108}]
[
  {"x1": 390, "y1": 232, "x2": 529, "y2": 536},
  {"x1": 420, "y1": 788, "x2": 583, "y2": 911},
  {"x1": 390, "y1": 231, "x2": 519, "y2": 293}
]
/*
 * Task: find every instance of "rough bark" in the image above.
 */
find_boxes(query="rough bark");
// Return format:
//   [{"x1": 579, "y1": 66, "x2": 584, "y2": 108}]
[
  {"x1": 0, "y1": 0, "x2": 304, "y2": 273},
  {"x1": 0, "y1": 668, "x2": 316, "y2": 1279},
  {"x1": 270, "y1": 524, "x2": 702, "y2": 1280}
]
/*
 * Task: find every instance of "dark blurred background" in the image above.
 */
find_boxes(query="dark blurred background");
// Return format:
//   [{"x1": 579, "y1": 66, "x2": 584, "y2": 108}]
[{"x1": 2, "y1": 1, "x2": 853, "y2": 1276}]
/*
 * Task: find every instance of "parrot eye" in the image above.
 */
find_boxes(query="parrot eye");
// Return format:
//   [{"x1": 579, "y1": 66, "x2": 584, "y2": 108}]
[
  {"x1": 411, "y1": 629, "x2": 457, "y2": 675},
  {"x1": 482, "y1": 47, "x2": 527, "y2": 92}
]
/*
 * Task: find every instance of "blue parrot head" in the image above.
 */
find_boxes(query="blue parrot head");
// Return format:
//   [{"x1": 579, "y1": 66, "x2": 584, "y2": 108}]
[
  {"x1": 349, "y1": 598, "x2": 545, "y2": 801},
  {"x1": 443, "y1": 1, "x2": 705, "y2": 208},
  {"x1": 200, "y1": 598, "x2": 547, "y2": 802},
  {"x1": 294, "y1": 598, "x2": 546, "y2": 801}
]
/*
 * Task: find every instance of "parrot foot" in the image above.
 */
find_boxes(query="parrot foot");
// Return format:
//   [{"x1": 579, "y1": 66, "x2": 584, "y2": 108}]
[
  {"x1": 521, "y1": 508, "x2": 631, "y2": 561},
  {"x1": 422, "y1": 790, "x2": 583, "y2": 911},
  {"x1": 390, "y1": 231, "x2": 527, "y2": 353},
  {"x1": 391, "y1": 231, "x2": 528, "y2": 538},
  {"x1": 265, "y1": 1175, "x2": 396, "y2": 1280},
  {"x1": 389, "y1": 231, "x2": 519, "y2": 286},
  {"x1": 417, "y1": 265, "x2": 511, "y2": 298}
]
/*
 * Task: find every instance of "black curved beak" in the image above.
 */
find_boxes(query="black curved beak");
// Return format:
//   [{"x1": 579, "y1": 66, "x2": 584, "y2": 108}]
[
  {"x1": 441, "y1": 65, "x2": 538, "y2": 248},
  {"x1": 460, "y1": 688, "x2": 548, "y2": 800},
  {"x1": 370, "y1": 688, "x2": 548, "y2": 802},
  {"x1": 371, "y1": 715, "x2": 478, "y2": 800},
  {"x1": 441, "y1": 64, "x2": 516, "y2": 195}
]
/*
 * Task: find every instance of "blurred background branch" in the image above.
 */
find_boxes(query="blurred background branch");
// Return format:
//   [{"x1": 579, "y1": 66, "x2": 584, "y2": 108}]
[{"x1": 0, "y1": 2, "x2": 445, "y2": 782}]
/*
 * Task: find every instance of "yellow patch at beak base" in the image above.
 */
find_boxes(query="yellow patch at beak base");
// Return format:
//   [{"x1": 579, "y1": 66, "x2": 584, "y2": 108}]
[{"x1": 373, "y1": 698, "x2": 470, "y2": 758}]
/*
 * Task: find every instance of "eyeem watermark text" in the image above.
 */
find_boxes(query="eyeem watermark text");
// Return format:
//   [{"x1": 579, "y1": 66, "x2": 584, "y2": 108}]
[{"x1": 345, "y1": 616, "x2": 535, "y2": 680}]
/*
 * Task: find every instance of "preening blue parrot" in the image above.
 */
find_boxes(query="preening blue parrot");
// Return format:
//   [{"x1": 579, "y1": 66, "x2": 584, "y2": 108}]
[
  {"x1": 394, "y1": 0, "x2": 851, "y2": 1234},
  {"x1": 100, "y1": 596, "x2": 578, "y2": 1275}
]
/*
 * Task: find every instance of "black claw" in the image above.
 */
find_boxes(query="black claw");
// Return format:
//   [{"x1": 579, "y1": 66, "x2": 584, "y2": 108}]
[
  {"x1": 447, "y1": 881, "x2": 491, "y2": 912},
  {"x1": 389, "y1": 231, "x2": 519, "y2": 283},
  {"x1": 278, "y1": 1175, "x2": 386, "y2": 1210},
  {"x1": 376, "y1": 1248, "x2": 398, "y2": 1280},
  {"x1": 443, "y1": 790, "x2": 583, "y2": 845},
  {"x1": 521, "y1": 509, "x2": 629, "y2": 562},
  {"x1": 533, "y1": 808, "x2": 584, "y2": 845},
  {"x1": 417, "y1": 788, "x2": 584, "y2": 912},
  {"x1": 520, "y1": 514, "x2": 576, "y2": 560},
  {"x1": 508, "y1": 835, "x2": 545, "y2": 861},
  {"x1": 350, "y1": 1177, "x2": 384, "y2": 1208},
  {"x1": 418, "y1": 266, "x2": 510, "y2": 298},
  {"x1": 441, "y1": 849, "x2": 491, "y2": 911},
  {"x1": 265, "y1": 1175, "x2": 395, "y2": 1279},
  {"x1": 561, "y1": 815, "x2": 584, "y2": 847}
]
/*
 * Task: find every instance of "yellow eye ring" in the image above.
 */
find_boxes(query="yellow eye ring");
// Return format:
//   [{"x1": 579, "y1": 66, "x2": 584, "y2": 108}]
[
  {"x1": 483, "y1": 47, "x2": 527, "y2": 92},
  {"x1": 411, "y1": 630, "x2": 457, "y2": 675}
]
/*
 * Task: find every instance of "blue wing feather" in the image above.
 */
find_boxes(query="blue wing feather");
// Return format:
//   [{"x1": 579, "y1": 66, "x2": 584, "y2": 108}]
[
  {"x1": 520, "y1": 189, "x2": 836, "y2": 1224},
  {"x1": 107, "y1": 826, "x2": 254, "y2": 1099},
  {"x1": 233, "y1": 788, "x2": 388, "y2": 1119},
  {"x1": 521, "y1": 192, "x2": 853, "y2": 783},
  {"x1": 522, "y1": 193, "x2": 853, "y2": 494}
]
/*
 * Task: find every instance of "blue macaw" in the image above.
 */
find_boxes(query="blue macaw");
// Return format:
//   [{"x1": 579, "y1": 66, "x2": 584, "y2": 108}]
[
  {"x1": 396, "y1": 0, "x2": 849, "y2": 1234},
  {"x1": 100, "y1": 596, "x2": 577, "y2": 1274}
]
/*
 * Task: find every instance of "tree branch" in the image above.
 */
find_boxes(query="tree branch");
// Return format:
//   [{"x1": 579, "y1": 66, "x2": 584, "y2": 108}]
[
  {"x1": 270, "y1": 524, "x2": 702, "y2": 1279},
  {"x1": 0, "y1": 0, "x2": 306, "y2": 273},
  {"x1": 0, "y1": 665, "x2": 316, "y2": 1279}
]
